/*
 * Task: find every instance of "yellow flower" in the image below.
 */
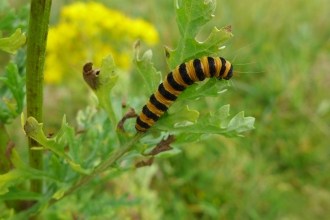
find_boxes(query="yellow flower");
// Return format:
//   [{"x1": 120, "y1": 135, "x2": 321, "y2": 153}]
[
  {"x1": 45, "y1": 2, "x2": 159, "y2": 84},
  {"x1": 44, "y1": 54, "x2": 63, "y2": 83}
]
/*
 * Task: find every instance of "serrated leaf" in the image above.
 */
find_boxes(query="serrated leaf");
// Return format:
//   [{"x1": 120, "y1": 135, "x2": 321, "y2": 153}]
[
  {"x1": 166, "y1": 0, "x2": 233, "y2": 69},
  {"x1": 133, "y1": 41, "x2": 162, "y2": 94},
  {"x1": 22, "y1": 114, "x2": 93, "y2": 174},
  {"x1": 152, "y1": 104, "x2": 254, "y2": 137},
  {"x1": 92, "y1": 55, "x2": 119, "y2": 130},
  {"x1": 225, "y1": 112, "x2": 255, "y2": 135},
  {"x1": 0, "y1": 62, "x2": 26, "y2": 122},
  {"x1": 152, "y1": 105, "x2": 199, "y2": 131},
  {"x1": 177, "y1": 77, "x2": 229, "y2": 101},
  {"x1": 0, "y1": 28, "x2": 26, "y2": 54},
  {"x1": 0, "y1": 149, "x2": 57, "y2": 195}
]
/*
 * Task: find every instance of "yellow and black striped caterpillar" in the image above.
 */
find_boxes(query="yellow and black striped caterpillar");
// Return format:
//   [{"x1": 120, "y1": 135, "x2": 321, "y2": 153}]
[{"x1": 135, "y1": 56, "x2": 233, "y2": 132}]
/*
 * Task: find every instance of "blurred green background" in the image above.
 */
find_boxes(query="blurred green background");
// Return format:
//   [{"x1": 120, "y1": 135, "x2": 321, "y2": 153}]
[{"x1": 3, "y1": 0, "x2": 330, "y2": 219}]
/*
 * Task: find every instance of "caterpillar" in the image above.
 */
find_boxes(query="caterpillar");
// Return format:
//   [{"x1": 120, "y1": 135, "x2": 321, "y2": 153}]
[{"x1": 135, "y1": 56, "x2": 233, "y2": 132}]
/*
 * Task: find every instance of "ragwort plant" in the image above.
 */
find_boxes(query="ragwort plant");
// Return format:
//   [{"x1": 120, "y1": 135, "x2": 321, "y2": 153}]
[{"x1": 0, "y1": 0, "x2": 254, "y2": 218}]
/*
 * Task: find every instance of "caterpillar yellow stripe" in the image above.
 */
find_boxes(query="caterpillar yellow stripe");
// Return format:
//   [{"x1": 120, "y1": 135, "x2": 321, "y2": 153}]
[{"x1": 135, "y1": 56, "x2": 233, "y2": 132}]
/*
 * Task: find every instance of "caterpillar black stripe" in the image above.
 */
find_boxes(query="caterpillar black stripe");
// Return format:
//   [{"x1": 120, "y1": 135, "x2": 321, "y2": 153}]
[{"x1": 135, "y1": 56, "x2": 233, "y2": 132}]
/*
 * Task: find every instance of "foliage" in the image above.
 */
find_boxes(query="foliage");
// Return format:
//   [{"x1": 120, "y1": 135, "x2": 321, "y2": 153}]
[
  {"x1": 9, "y1": 0, "x2": 330, "y2": 218},
  {"x1": 133, "y1": 0, "x2": 254, "y2": 137},
  {"x1": 0, "y1": 2, "x2": 28, "y2": 123},
  {"x1": 0, "y1": 0, "x2": 256, "y2": 219},
  {"x1": 0, "y1": 0, "x2": 28, "y2": 124},
  {"x1": 0, "y1": 29, "x2": 26, "y2": 54},
  {"x1": 165, "y1": 0, "x2": 233, "y2": 69},
  {"x1": 0, "y1": 60, "x2": 26, "y2": 123},
  {"x1": 0, "y1": 1, "x2": 29, "y2": 33},
  {"x1": 0, "y1": 2, "x2": 28, "y2": 193},
  {"x1": 1, "y1": 0, "x2": 329, "y2": 218}
]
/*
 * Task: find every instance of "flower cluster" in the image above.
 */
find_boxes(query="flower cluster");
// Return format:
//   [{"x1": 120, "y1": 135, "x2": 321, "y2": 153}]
[{"x1": 45, "y1": 2, "x2": 159, "y2": 83}]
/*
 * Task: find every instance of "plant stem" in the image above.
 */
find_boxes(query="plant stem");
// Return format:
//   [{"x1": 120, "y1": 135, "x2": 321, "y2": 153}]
[
  {"x1": 25, "y1": 0, "x2": 52, "y2": 194},
  {"x1": 0, "y1": 120, "x2": 10, "y2": 174},
  {"x1": 49, "y1": 132, "x2": 144, "y2": 206}
]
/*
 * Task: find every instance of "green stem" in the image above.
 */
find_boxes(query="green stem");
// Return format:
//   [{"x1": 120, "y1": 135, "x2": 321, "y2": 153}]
[
  {"x1": 103, "y1": 100, "x2": 118, "y2": 133},
  {"x1": 48, "y1": 132, "x2": 144, "y2": 206},
  {"x1": 0, "y1": 120, "x2": 10, "y2": 174},
  {"x1": 25, "y1": 0, "x2": 52, "y2": 194}
]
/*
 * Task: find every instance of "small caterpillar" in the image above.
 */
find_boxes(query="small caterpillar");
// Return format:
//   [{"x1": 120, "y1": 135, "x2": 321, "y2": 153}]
[{"x1": 135, "y1": 56, "x2": 233, "y2": 132}]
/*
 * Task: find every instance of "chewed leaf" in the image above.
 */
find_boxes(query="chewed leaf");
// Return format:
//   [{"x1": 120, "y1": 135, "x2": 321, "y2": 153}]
[
  {"x1": 88, "y1": 55, "x2": 119, "y2": 130},
  {"x1": 0, "y1": 28, "x2": 26, "y2": 54},
  {"x1": 22, "y1": 114, "x2": 93, "y2": 174},
  {"x1": 166, "y1": 0, "x2": 233, "y2": 69},
  {"x1": 133, "y1": 40, "x2": 162, "y2": 94},
  {"x1": 97, "y1": 55, "x2": 118, "y2": 96}
]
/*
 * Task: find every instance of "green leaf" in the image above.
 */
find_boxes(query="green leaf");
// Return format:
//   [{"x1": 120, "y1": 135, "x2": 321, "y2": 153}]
[
  {"x1": 0, "y1": 28, "x2": 26, "y2": 54},
  {"x1": 50, "y1": 154, "x2": 62, "y2": 179},
  {"x1": 52, "y1": 183, "x2": 71, "y2": 200},
  {"x1": 0, "y1": 149, "x2": 57, "y2": 195},
  {"x1": 93, "y1": 55, "x2": 119, "y2": 130},
  {"x1": 0, "y1": 62, "x2": 26, "y2": 122},
  {"x1": 14, "y1": 184, "x2": 57, "y2": 219},
  {"x1": 67, "y1": 161, "x2": 93, "y2": 174},
  {"x1": 174, "y1": 132, "x2": 203, "y2": 145},
  {"x1": 0, "y1": 187, "x2": 42, "y2": 200},
  {"x1": 155, "y1": 148, "x2": 182, "y2": 158},
  {"x1": 22, "y1": 114, "x2": 93, "y2": 174},
  {"x1": 152, "y1": 105, "x2": 199, "y2": 131},
  {"x1": 133, "y1": 41, "x2": 162, "y2": 94},
  {"x1": 165, "y1": 0, "x2": 233, "y2": 69},
  {"x1": 65, "y1": 125, "x2": 80, "y2": 162},
  {"x1": 152, "y1": 104, "x2": 255, "y2": 137},
  {"x1": 226, "y1": 111, "x2": 256, "y2": 135},
  {"x1": 0, "y1": 1, "x2": 29, "y2": 32},
  {"x1": 177, "y1": 77, "x2": 229, "y2": 101}
]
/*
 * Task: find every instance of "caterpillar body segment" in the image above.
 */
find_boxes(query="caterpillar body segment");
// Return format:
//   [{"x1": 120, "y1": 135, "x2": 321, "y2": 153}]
[{"x1": 135, "y1": 56, "x2": 233, "y2": 132}]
